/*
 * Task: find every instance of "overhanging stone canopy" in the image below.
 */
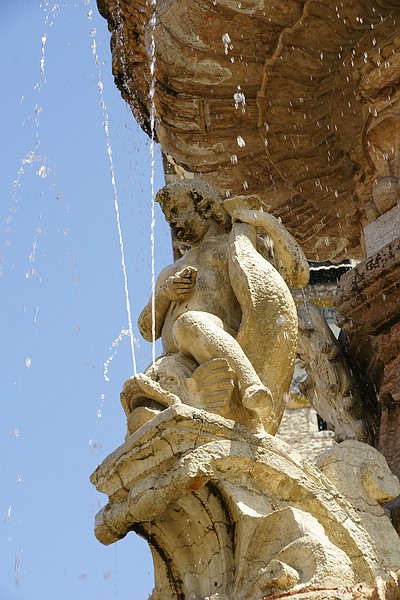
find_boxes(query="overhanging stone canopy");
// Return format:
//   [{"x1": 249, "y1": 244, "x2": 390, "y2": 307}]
[{"x1": 96, "y1": 0, "x2": 399, "y2": 260}]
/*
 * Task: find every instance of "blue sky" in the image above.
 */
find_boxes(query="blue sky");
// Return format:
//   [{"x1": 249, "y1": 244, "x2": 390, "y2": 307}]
[{"x1": 1, "y1": 2, "x2": 171, "y2": 598}]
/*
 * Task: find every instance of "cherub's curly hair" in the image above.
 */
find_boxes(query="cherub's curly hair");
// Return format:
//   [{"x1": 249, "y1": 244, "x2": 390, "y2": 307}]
[{"x1": 155, "y1": 179, "x2": 231, "y2": 232}]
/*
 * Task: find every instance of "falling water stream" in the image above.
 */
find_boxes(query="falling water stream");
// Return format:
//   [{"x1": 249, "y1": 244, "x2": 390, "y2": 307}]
[
  {"x1": 2, "y1": 2, "x2": 160, "y2": 596},
  {"x1": 88, "y1": 11, "x2": 138, "y2": 376},
  {"x1": 4, "y1": 3, "x2": 56, "y2": 264},
  {"x1": 149, "y1": 0, "x2": 158, "y2": 367}
]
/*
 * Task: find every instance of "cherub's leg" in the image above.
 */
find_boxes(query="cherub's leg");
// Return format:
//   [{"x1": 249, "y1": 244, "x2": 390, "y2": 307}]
[{"x1": 173, "y1": 311, "x2": 273, "y2": 416}]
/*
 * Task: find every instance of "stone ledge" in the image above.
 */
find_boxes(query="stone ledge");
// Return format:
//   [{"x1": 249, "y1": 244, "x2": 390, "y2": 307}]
[
  {"x1": 335, "y1": 238, "x2": 400, "y2": 335},
  {"x1": 364, "y1": 204, "x2": 400, "y2": 258}
]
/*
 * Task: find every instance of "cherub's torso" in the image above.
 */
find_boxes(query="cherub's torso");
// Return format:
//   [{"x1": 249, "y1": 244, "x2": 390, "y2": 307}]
[{"x1": 161, "y1": 233, "x2": 241, "y2": 353}]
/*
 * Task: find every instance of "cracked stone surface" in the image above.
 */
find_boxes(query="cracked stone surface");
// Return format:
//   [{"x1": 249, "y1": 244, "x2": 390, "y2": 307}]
[{"x1": 91, "y1": 406, "x2": 400, "y2": 599}]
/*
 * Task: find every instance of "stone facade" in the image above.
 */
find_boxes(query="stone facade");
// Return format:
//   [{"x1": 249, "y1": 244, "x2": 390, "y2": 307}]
[{"x1": 335, "y1": 238, "x2": 400, "y2": 531}]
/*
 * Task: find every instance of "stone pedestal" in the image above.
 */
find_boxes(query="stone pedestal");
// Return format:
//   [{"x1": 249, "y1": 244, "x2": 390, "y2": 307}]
[{"x1": 91, "y1": 405, "x2": 400, "y2": 600}]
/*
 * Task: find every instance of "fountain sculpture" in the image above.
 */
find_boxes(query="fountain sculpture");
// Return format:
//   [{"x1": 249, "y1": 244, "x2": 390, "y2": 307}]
[
  {"x1": 91, "y1": 0, "x2": 400, "y2": 597},
  {"x1": 91, "y1": 183, "x2": 400, "y2": 599}
]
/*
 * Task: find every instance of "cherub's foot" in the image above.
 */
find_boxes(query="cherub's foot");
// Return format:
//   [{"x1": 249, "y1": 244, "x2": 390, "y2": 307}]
[{"x1": 242, "y1": 383, "x2": 274, "y2": 416}]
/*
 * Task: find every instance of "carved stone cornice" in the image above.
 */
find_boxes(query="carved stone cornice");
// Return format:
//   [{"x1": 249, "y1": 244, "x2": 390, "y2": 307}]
[{"x1": 335, "y1": 238, "x2": 400, "y2": 336}]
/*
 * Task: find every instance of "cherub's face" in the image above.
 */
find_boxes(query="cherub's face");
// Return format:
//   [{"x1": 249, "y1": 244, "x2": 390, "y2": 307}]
[{"x1": 161, "y1": 191, "x2": 211, "y2": 245}]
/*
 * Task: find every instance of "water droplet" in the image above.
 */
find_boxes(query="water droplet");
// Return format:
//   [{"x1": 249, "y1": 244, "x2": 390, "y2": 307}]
[
  {"x1": 5, "y1": 506, "x2": 12, "y2": 523},
  {"x1": 36, "y1": 164, "x2": 49, "y2": 178},
  {"x1": 89, "y1": 439, "x2": 103, "y2": 450},
  {"x1": 15, "y1": 554, "x2": 21, "y2": 572},
  {"x1": 24, "y1": 357, "x2": 32, "y2": 369},
  {"x1": 222, "y1": 33, "x2": 231, "y2": 55},
  {"x1": 233, "y1": 86, "x2": 246, "y2": 113},
  {"x1": 103, "y1": 329, "x2": 132, "y2": 381}
]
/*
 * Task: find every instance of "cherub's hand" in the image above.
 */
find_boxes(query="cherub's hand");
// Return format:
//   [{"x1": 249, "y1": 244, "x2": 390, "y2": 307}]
[
  {"x1": 231, "y1": 208, "x2": 270, "y2": 226},
  {"x1": 164, "y1": 266, "x2": 197, "y2": 301},
  {"x1": 223, "y1": 194, "x2": 268, "y2": 217}
]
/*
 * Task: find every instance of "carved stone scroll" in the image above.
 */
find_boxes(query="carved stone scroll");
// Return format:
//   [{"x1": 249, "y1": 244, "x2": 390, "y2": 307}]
[{"x1": 297, "y1": 301, "x2": 377, "y2": 444}]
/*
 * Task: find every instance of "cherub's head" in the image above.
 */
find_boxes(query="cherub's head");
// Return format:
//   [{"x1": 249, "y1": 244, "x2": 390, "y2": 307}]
[{"x1": 156, "y1": 179, "x2": 231, "y2": 244}]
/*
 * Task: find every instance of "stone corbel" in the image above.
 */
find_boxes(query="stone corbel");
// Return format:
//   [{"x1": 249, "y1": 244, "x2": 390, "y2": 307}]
[{"x1": 91, "y1": 405, "x2": 400, "y2": 600}]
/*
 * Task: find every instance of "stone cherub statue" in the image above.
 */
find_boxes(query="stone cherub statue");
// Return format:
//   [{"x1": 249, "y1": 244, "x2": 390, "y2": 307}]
[{"x1": 123, "y1": 179, "x2": 309, "y2": 434}]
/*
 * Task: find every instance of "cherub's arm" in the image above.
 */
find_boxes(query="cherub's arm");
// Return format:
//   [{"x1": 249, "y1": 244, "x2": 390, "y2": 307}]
[
  {"x1": 138, "y1": 266, "x2": 171, "y2": 342},
  {"x1": 231, "y1": 209, "x2": 309, "y2": 288},
  {"x1": 138, "y1": 266, "x2": 197, "y2": 341}
]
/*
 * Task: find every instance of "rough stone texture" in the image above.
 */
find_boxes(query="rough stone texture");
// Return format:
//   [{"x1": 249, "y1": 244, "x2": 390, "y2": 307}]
[
  {"x1": 316, "y1": 440, "x2": 400, "y2": 572},
  {"x1": 335, "y1": 239, "x2": 400, "y2": 337},
  {"x1": 276, "y1": 406, "x2": 335, "y2": 463},
  {"x1": 91, "y1": 406, "x2": 400, "y2": 600},
  {"x1": 97, "y1": 0, "x2": 400, "y2": 261},
  {"x1": 365, "y1": 204, "x2": 400, "y2": 258},
  {"x1": 92, "y1": 1, "x2": 400, "y2": 595},
  {"x1": 297, "y1": 301, "x2": 377, "y2": 444},
  {"x1": 379, "y1": 408, "x2": 400, "y2": 482},
  {"x1": 335, "y1": 238, "x2": 400, "y2": 543},
  {"x1": 258, "y1": 575, "x2": 400, "y2": 600},
  {"x1": 377, "y1": 322, "x2": 400, "y2": 409},
  {"x1": 335, "y1": 238, "x2": 400, "y2": 480}
]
